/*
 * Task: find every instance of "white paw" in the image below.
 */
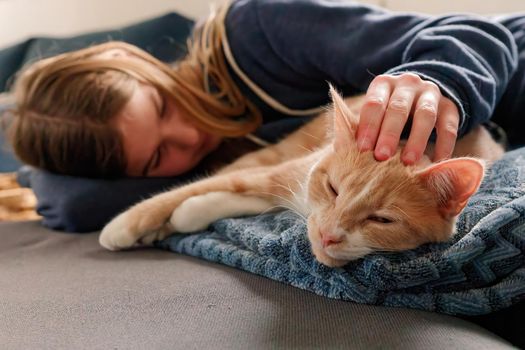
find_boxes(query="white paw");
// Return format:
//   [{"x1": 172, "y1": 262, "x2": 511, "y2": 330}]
[{"x1": 99, "y1": 211, "x2": 140, "y2": 251}]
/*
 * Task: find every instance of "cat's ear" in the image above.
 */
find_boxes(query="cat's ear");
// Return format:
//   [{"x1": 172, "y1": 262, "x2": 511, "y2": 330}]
[
  {"x1": 329, "y1": 84, "x2": 358, "y2": 151},
  {"x1": 416, "y1": 158, "x2": 485, "y2": 218}
]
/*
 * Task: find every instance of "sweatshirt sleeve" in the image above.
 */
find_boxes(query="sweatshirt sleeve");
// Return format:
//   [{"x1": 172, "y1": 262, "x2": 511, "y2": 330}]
[{"x1": 225, "y1": 0, "x2": 518, "y2": 136}]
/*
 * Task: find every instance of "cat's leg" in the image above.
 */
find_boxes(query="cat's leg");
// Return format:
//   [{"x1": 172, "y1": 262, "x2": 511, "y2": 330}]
[
  {"x1": 218, "y1": 116, "x2": 326, "y2": 174},
  {"x1": 170, "y1": 192, "x2": 275, "y2": 233},
  {"x1": 100, "y1": 192, "x2": 275, "y2": 249},
  {"x1": 98, "y1": 190, "x2": 181, "y2": 250},
  {"x1": 99, "y1": 164, "x2": 303, "y2": 251}
]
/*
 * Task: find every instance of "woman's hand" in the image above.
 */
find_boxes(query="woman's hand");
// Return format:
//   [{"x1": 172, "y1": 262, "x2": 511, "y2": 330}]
[{"x1": 356, "y1": 73, "x2": 460, "y2": 165}]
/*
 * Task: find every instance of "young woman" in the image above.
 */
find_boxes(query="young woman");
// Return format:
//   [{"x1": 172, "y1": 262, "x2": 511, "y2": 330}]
[{"x1": 7, "y1": 0, "x2": 524, "y2": 178}]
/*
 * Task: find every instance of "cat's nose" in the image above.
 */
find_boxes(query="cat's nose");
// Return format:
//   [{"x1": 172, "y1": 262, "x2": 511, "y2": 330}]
[{"x1": 320, "y1": 231, "x2": 342, "y2": 248}]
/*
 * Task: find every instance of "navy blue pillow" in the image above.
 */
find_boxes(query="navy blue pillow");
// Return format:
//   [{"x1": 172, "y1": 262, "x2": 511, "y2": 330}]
[
  {"x1": 0, "y1": 94, "x2": 20, "y2": 172},
  {"x1": 17, "y1": 166, "x2": 192, "y2": 232}
]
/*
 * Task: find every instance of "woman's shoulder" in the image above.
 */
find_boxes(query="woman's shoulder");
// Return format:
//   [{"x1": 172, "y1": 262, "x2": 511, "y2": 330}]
[
  {"x1": 224, "y1": 0, "x2": 384, "y2": 59},
  {"x1": 226, "y1": 0, "x2": 379, "y2": 26}
]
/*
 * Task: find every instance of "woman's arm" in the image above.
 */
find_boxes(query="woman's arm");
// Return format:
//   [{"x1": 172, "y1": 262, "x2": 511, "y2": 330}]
[{"x1": 225, "y1": 0, "x2": 518, "y2": 158}]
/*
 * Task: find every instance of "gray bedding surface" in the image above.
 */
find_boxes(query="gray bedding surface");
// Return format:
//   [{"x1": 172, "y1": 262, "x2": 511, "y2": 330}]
[{"x1": 0, "y1": 221, "x2": 513, "y2": 349}]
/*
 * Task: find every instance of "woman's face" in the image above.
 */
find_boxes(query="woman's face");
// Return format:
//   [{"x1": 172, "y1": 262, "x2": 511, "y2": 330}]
[{"x1": 113, "y1": 83, "x2": 222, "y2": 177}]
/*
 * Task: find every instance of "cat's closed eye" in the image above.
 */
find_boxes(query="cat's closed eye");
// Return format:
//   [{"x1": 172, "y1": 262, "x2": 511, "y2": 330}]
[
  {"x1": 366, "y1": 215, "x2": 394, "y2": 224},
  {"x1": 328, "y1": 180, "x2": 338, "y2": 197}
]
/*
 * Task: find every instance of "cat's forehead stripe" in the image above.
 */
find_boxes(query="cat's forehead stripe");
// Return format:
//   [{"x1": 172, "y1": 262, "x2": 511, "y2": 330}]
[
  {"x1": 342, "y1": 176, "x2": 379, "y2": 213},
  {"x1": 339, "y1": 160, "x2": 412, "y2": 213}
]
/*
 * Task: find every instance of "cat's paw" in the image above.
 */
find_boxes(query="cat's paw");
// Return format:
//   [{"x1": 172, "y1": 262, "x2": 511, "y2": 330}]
[
  {"x1": 99, "y1": 211, "x2": 139, "y2": 251},
  {"x1": 99, "y1": 205, "x2": 173, "y2": 251}
]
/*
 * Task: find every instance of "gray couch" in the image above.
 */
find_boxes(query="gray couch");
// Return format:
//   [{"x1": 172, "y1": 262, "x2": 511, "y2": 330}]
[{"x1": 0, "y1": 220, "x2": 517, "y2": 349}]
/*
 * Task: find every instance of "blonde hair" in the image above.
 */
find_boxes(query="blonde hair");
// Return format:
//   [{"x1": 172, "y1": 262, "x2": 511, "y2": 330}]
[{"x1": 7, "y1": 2, "x2": 261, "y2": 177}]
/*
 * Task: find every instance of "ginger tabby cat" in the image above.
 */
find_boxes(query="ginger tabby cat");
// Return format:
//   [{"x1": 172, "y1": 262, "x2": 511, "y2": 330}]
[{"x1": 100, "y1": 87, "x2": 503, "y2": 267}]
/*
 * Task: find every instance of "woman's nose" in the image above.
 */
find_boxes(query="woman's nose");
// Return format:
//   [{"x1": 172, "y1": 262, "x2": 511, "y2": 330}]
[{"x1": 162, "y1": 114, "x2": 201, "y2": 147}]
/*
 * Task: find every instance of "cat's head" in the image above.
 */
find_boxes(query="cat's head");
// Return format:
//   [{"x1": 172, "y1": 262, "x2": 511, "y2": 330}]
[{"x1": 305, "y1": 86, "x2": 484, "y2": 267}]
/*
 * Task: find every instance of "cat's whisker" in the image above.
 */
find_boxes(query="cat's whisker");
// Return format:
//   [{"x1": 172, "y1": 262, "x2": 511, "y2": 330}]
[
  {"x1": 285, "y1": 183, "x2": 310, "y2": 215},
  {"x1": 286, "y1": 183, "x2": 297, "y2": 195},
  {"x1": 365, "y1": 243, "x2": 407, "y2": 253},
  {"x1": 298, "y1": 145, "x2": 315, "y2": 154},
  {"x1": 299, "y1": 130, "x2": 324, "y2": 142},
  {"x1": 271, "y1": 183, "x2": 298, "y2": 196},
  {"x1": 287, "y1": 184, "x2": 298, "y2": 201},
  {"x1": 280, "y1": 183, "x2": 302, "y2": 206},
  {"x1": 271, "y1": 182, "x2": 306, "y2": 209},
  {"x1": 257, "y1": 205, "x2": 286, "y2": 217},
  {"x1": 388, "y1": 180, "x2": 404, "y2": 196},
  {"x1": 276, "y1": 205, "x2": 307, "y2": 219},
  {"x1": 255, "y1": 191, "x2": 307, "y2": 220},
  {"x1": 271, "y1": 183, "x2": 291, "y2": 191},
  {"x1": 294, "y1": 179, "x2": 305, "y2": 193},
  {"x1": 390, "y1": 204, "x2": 410, "y2": 219},
  {"x1": 370, "y1": 248, "x2": 402, "y2": 254},
  {"x1": 269, "y1": 203, "x2": 307, "y2": 220}
]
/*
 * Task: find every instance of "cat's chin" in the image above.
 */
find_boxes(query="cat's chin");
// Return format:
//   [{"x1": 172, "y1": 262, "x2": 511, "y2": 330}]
[
  {"x1": 313, "y1": 249, "x2": 349, "y2": 267},
  {"x1": 307, "y1": 223, "x2": 369, "y2": 267},
  {"x1": 307, "y1": 221, "x2": 351, "y2": 267},
  {"x1": 309, "y1": 242, "x2": 350, "y2": 267}
]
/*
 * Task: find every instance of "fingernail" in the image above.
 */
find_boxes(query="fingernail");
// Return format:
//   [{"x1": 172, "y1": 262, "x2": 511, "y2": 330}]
[
  {"x1": 358, "y1": 138, "x2": 372, "y2": 151},
  {"x1": 403, "y1": 151, "x2": 416, "y2": 164},
  {"x1": 378, "y1": 146, "x2": 391, "y2": 158}
]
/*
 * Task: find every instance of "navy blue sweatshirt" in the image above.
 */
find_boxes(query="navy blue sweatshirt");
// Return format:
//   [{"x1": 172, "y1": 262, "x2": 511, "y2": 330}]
[{"x1": 224, "y1": 0, "x2": 524, "y2": 146}]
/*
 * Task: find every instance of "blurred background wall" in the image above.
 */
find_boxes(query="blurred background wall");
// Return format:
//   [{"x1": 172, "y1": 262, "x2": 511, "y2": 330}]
[{"x1": 0, "y1": 0, "x2": 523, "y2": 49}]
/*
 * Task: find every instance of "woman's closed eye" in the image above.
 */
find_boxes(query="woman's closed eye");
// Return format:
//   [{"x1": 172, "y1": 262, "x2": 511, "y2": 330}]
[
  {"x1": 144, "y1": 93, "x2": 167, "y2": 175},
  {"x1": 143, "y1": 145, "x2": 161, "y2": 176},
  {"x1": 153, "y1": 145, "x2": 164, "y2": 169},
  {"x1": 159, "y1": 93, "x2": 167, "y2": 118}
]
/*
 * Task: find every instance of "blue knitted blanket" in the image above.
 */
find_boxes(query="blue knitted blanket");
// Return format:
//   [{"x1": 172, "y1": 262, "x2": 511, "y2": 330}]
[{"x1": 157, "y1": 147, "x2": 525, "y2": 316}]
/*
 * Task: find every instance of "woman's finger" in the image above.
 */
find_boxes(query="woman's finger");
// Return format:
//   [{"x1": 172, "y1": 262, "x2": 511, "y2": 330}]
[
  {"x1": 374, "y1": 85, "x2": 416, "y2": 161},
  {"x1": 401, "y1": 88, "x2": 440, "y2": 164},
  {"x1": 357, "y1": 77, "x2": 391, "y2": 152},
  {"x1": 433, "y1": 98, "x2": 459, "y2": 162}
]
